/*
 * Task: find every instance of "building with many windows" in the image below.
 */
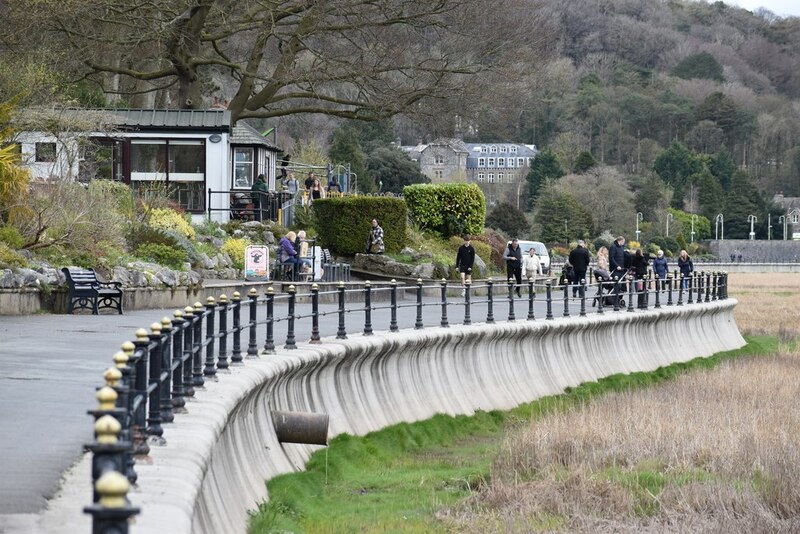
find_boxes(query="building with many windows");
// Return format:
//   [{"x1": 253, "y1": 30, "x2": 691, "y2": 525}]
[
  {"x1": 401, "y1": 138, "x2": 537, "y2": 206},
  {"x1": 773, "y1": 193, "x2": 800, "y2": 239}
]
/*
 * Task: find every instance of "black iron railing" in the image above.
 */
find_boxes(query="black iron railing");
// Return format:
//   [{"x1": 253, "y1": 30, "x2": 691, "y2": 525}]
[{"x1": 84, "y1": 270, "x2": 729, "y2": 532}]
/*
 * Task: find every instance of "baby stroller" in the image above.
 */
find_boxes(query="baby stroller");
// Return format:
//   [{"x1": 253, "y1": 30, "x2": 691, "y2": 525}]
[{"x1": 592, "y1": 268, "x2": 626, "y2": 308}]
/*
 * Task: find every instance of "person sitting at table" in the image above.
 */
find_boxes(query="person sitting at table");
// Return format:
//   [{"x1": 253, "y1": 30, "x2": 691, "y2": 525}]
[{"x1": 278, "y1": 231, "x2": 301, "y2": 280}]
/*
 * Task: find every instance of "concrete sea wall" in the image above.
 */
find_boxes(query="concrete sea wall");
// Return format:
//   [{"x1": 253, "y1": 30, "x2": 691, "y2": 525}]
[{"x1": 122, "y1": 300, "x2": 745, "y2": 534}]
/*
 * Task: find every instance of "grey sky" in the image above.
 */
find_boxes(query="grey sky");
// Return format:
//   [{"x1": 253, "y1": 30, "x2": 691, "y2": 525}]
[{"x1": 727, "y1": 0, "x2": 800, "y2": 17}]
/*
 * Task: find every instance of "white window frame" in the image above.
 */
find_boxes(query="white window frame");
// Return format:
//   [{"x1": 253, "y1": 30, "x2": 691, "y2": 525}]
[
  {"x1": 434, "y1": 154, "x2": 444, "y2": 164},
  {"x1": 434, "y1": 169, "x2": 443, "y2": 181},
  {"x1": 518, "y1": 157, "x2": 525, "y2": 167},
  {"x1": 488, "y1": 157, "x2": 495, "y2": 166},
  {"x1": 498, "y1": 172, "x2": 504, "y2": 183},
  {"x1": 792, "y1": 213, "x2": 799, "y2": 224},
  {"x1": 500, "y1": 145, "x2": 507, "y2": 153},
  {"x1": 488, "y1": 173, "x2": 495, "y2": 183},
  {"x1": 478, "y1": 157, "x2": 486, "y2": 166},
  {"x1": 510, "y1": 145, "x2": 518, "y2": 153},
  {"x1": 477, "y1": 172, "x2": 485, "y2": 182},
  {"x1": 490, "y1": 145, "x2": 498, "y2": 153},
  {"x1": 498, "y1": 158, "x2": 505, "y2": 167},
  {"x1": 233, "y1": 147, "x2": 255, "y2": 188}
]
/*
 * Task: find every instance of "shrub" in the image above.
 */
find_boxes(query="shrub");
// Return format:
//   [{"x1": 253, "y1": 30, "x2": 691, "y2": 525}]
[
  {"x1": 88, "y1": 180, "x2": 135, "y2": 220},
  {"x1": 650, "y1": 235, "x2": 679, "y2": 256},
  {"x1": 135, "y1": 242, "x2": 188, "y2": 269},
  {"x1": 473, "y1": 228, "x2": 508, "y2": 269},
  {"x1": 312, "y1": 196, "x2": 407, "y2": 255},
  {"x1": 126, "y1": 223, "x2": 179, "y2": 250},
  {"x1": 447, "y1": 236, "x2": 492, "y2": 272},
  {"x1": 486, "y1": 201, "x2": 529, "y2": 238},
  {"x1": 221, "y1": 237, "x2": 250, "y2": 269},
  {"x1": 194, "y1": 218, "x2": 226, "y2": 239},
  {"x1": 0, "y1": 242, "x2": 26, "y2": 268},
  {"x1": 592, "y1": 231, "x2": 615, "y2": 252},
  {"x1": 162, "y1": 230, "x2": 202, "y2": 266},
  {"x1": 0, "y1": 224, "x2": 24, "y2": 249},
  {"x1": 404, "y1": 183, "x2": 485, "y2": 237},
  {"x1": 147, "y1": 208, "x2": 196, "y2": 239}
]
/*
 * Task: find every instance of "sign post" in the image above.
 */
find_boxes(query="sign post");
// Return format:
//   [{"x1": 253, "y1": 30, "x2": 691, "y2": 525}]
[{"x1": 244, "y1": 246, "x2": 270, "y2": 281}]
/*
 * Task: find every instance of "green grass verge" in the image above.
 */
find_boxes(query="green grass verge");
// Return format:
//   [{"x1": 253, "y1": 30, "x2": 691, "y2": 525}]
[{"x1": 248, "y1": 336, "x2": 779, "y2": 533}]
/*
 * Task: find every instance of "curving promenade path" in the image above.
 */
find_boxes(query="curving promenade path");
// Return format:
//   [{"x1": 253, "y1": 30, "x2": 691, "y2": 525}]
[{"x1": 0, "y1": 289, "x2": 743, "y2": 533}]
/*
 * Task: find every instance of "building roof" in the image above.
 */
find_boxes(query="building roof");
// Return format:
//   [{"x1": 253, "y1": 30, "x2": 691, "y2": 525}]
[
  {"x1": 230, "y1": 121, "x2": 282, "y2": 151},
  {"x1": 15, "y1": 108, "x2": 232, "y2": 132}
]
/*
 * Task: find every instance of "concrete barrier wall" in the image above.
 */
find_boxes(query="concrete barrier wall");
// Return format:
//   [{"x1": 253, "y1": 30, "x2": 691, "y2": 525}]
[{"x1": 120, "y1": 300, "x2": 744, "y2": 534}]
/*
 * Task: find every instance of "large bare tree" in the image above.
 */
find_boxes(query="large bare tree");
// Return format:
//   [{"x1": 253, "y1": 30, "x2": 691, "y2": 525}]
[{"x1": 8, "y1": 0, "x2": 529, "y2": 123}]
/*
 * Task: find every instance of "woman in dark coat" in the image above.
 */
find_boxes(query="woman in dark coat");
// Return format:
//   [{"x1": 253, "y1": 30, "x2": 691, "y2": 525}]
[
  {"x1": 631, "y1": 248, "x2": 650, "y2": 308},
  {"x1": 678, "y1": 249, "x2": 693, "y2": 289}
]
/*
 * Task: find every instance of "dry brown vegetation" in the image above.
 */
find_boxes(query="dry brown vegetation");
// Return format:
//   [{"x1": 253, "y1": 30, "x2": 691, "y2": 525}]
[{"x1": 441, "y1": 273, "x2": 800, "y2": 533}]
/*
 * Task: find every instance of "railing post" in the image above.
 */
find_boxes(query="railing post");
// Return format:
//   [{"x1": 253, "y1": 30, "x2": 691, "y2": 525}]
[
  {"x1": 264, "y1": 287, "x2": 275, "y2": 354},
  {"x1": 146, "y1": 322, "x2": 165, "y2": 443},
  {"x1": 231, "y1": 292, "x2": 243, "y2": 364},
  {"x1": 705, "y1": 272, "x2": 711, "y2": 302},
  {"x1": 170, "y1": 311, "x2": 186, "y2": 414},
  {"x1": 181, "y1": 307, "x2": 195, "y2": 398},
  {"x1": 654, "y1": 275, "x2": 661, "y2": 308},
  {"x1": 579, "y1": 278, "x2": 586, "y2": 316},
  {"x1": 310, "y1": 283, "x2": 321, "y2": 343},
  {"x1": 562, "y1": 283, "x2": 569, "y2": 318},
  {"x1": 390, "y1": 279, "x2": 399, "y2": 332},
  {"x1": 612, "y1": 276, "x2": 621, "y2": 312},
  {"x1": 415, "y1": 278, "x2": 424, "y2": 329},
  {"x1": 642, "y1": 274, "x2": 649, "y2": 309},
  {"x1": 159, "y1": 317, "x2": 174, "y2": 424},
  {"x1": 247, "y1": 289, "x2": 259, "y2": 358},
  {"x1": 131, "y1": 329, "x2": 149, "y2": 457},
  {"x1": 596, "y1": 279, "x2": 604, "y2": 314},
  {"x1": 191, "y1": 302, "x2": 204, "y2": 388},
  {"x1": 678, "y1": 274, "x2": 684, "y2": 305},
  {"x1": 527, "y1": 280, "x2": 535, "y2": 320},
  {"x1": 337, "y1": 281, "x2": 347, "y2": 339},
  {"x1": 666, "y1": 274, "x2": 673, "y2": 306},
  {"x1": 364, "y1": 280, "x2": 374, "y2": 335},
  {"x1": 695, "y1": 272, "x2": 702, "y2": 303},
  {"x1": 687, "y1": 273, "x2": 694, "y2": 304},
  {"x1": 545, "y1": 280, "x2": 553, "y2": 320},
  {"x1": 506, "y1": 278, "x2": 516, "y2": 321},
  {"x1": 285, "y1": 285, "x2": 297, "y2": 349},
  {"x1": 203, "y1": 297, "x2": 217, "y2": 377},
  {"x1": 440, "y1": 278, "x2": 450, "y2": 327},
  {"x1": 627, "y1": 275, "x2": 635, "y2": 312},
  {"x1": 486, "y1": 279, "x2": 495, "y2": 323},
  {"x1": 722, "y1": 272, "x2": 728, "y2": 299},
  {"x1": 217, "y1": 295, "x2": 229, "y2": 370},
  {"x1": 113, "y1": 345, "x2": 137, "y2": 484},
  {"x1": 463, "y1": 280, "x2": 472, "y2": 325}
]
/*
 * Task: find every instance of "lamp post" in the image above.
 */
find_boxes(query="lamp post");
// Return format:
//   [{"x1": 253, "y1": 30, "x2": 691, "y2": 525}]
[
  {"x1": 690, "y1": 214, "x2": 697, "y2": 244},
  {"x1": 665, "y1": 212, "x2": 674, "y2": 238},
  {"x1": 715, "y1": 213, "x2": 724, "y2": 241},
  {"x1": 779, "y1": 215, "x2": 787, "y2": 240},
  {"x1": 768, "y1": 213, "x2": 772, "y2": 240},
  {"x1": 747, "y1": 214, "x2": 757, "y2": 240},
  {"x1": 635, "y1": 212, "x2": 643, "y2": 243}
]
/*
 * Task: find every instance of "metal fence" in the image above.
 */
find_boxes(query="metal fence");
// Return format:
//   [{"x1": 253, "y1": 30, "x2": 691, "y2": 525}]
[{"x1": 83, "y1": 270, "x2": 729, "y2": 532}]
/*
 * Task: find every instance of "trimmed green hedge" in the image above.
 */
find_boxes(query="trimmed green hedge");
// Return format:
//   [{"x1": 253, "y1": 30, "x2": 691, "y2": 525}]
[
  {"x1": 312, "y1": 196, "x2": 407, "y2": 255},
  {"x1": 403, "y1": 183, "x2": 485, "y2": 237}
]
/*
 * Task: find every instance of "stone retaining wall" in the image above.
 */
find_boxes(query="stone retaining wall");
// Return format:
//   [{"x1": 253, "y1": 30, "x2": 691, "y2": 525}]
[{"x1": 117, "y1": 301, "x2": 744, "y2": 534}]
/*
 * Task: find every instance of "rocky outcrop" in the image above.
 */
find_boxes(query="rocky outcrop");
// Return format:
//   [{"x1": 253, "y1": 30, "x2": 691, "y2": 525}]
[{"x1": 351, "y1": 253, "x2": 447, "y2": 280}]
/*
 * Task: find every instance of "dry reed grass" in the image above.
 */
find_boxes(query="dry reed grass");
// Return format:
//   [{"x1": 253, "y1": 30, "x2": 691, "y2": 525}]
[
  {"x1": 729, "y1": 273, "x2": 800, "y2": 340},
  {"x1": 441, "y1": 274, "x2": 800, "y2": 533}
]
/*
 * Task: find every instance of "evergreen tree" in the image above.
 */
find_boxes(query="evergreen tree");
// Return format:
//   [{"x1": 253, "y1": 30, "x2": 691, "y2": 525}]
[
  {"x1": 534, "y1": 187, "x2": 594, "y2": 243},
  {"x1": 671, "y1": 52, "x2": 725, "y2": 82},
  {"x1": 366, "y1": 147, "x2": 429, "y2": 194},
  {"x1": 486, "y1": 201, "x2": 529, "y2": 238},
  {"x1": 573, "y1": 151, "x2": 597, "y2": 173},
  {"x1": 634, "y1": 175, "x2": 667, "y2": 222},
  {"x1": 709, "y1": 148, "x2": 736, "y2": 189},
  {"x1": 329, "y1": 126, "x2": 370, "y2": 192},
  {"x1": 526, "y1": 149, "x2": 564, "y2": 210},
  {"x1": 653, "y1": 141, "x2": 702, "y2": 208},
  {"x1": 693, "y1": 169, "x2": 724, "y2": 222}
]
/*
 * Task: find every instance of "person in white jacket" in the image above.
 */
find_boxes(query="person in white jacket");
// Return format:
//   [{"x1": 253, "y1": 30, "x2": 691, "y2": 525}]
[{"x1": 522, "y1": 247, "x2": 543, "y2": 281}]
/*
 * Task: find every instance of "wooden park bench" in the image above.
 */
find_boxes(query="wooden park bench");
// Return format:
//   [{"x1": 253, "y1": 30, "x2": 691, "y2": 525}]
[{"x1": 61, "y1": 267, "x2": 124, "y2": 315}]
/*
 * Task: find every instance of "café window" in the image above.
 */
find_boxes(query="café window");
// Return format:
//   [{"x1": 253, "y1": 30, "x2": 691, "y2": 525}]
[
  {"x1": 35, "y1": 142, "x2": 56, "y2": 162},
  {"x1": 233, "y1": 148, "x2": 254, "y2": 188},
  {"x1": 79, "y1": 138, "x2": 123, "y2": 182},
  {"x1": 130, "y1": 139, "x2": 206, "y2": 212}
]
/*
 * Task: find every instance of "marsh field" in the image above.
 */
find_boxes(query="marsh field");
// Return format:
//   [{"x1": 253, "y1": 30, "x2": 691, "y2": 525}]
[{"x1": 251, "y1": 273, "x2": 800, "y2": 534}]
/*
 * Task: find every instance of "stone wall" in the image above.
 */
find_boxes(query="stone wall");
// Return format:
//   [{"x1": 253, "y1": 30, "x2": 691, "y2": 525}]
[
  {"x1": 708, "y1": 239, "x2": 800, "y2": 262},
  {"x1": 115, "y1": 301, "x2": 743, "y2": 534}
]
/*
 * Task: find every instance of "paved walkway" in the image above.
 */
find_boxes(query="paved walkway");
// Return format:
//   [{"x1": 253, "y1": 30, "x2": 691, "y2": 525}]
[{"x1": 0, "y1": 282, "x2": 615, "y2": 529}]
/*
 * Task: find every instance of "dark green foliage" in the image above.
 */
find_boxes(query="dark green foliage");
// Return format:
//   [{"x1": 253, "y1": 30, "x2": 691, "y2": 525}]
[
  {"x1": 693, "y1": 169, "x2": 725, "y2": 222},
  {"x1": 312, "y1": 196, "x2": 407, "y2": 254},
  {"x1": 161, "y1": 229, "x2": 201, "y2": 266},
  {"x1": 669, "y1": 208, "x2": 710, "y2": 241},
  {"x1": 0, "y1": 224, "x2": 24, "y2": 248},
  {"x1": 709, "y1": 148, "x2": 736, "y2": 188},
  {"x1": 329, "y1": 125, "x2": 370, "y2": 192},
  {"x1": 592, "y1": 234, "x2": 613, "y2": 252},
  {"x1": 135, "y1": 242, "x2": 187, "y2": 269},
  {"x1": 125, "y1": 223, "x2": 179, "y2": 250},
  {"x1": 649, "y1": 235, "x2": 680, "y2": 256},
  {"x1": 573, "y1": 151, "x2": 597, "y2": 173},
  {"x1": 403, "y1": 183, "x2": 486, "y2": 237},
  {"x1": 486, "y1": 201, "x2": 529, "y2": 238},
  {"x1": 653, "y1": 141, "x2": 704, "y2": 208},
  {"x1": 671, "y1": 52, "x2": 725, "y2": 82},
  {"x1": 526, "y1": 149, "x2": 564, "y2": 209},
  {"x1": 534, "y1": 187, "x2": 594, "y2": 243},
  {"x1": 366, "y1": 146, "x2": 429, "y2": 194},
  {"x1": 635, "y1": 175, "x2": 667, "y2": 221}
]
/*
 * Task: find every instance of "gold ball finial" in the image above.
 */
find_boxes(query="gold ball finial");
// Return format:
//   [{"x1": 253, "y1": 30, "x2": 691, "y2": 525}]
[
  {"x1": 135, "y1": 328, "x2": 149, "y2": 341},
  {"x1": 391, "y1": 279, "x2": 397, "y2": 285},
  {"x1": 219, "y1": 294, "x2": 228, "y2": 303},
  {"x1": 206, "y1": 296, "x2": 216, "y2": 305},
  {"x1": 233, "y1": 291, "x2": 241, "y2": 299},
  {"x1": 95, "y1": 414, "x2": 121, "y2": 445},
  {"x1": 96, "y1": 386, "x2": 118, "y2": 411},
  {"x1": 161, "y1": 317, "x2": 172, "y2": 330},
  {"x1": 150, "y1": 322, "x2": 162, "y2": 334},
  {"x1": 184, "y1": 305, "x2": 194, "y2": 316},
  {"x1": 248, "y1": 288, "x2": 258, "y2": 296},
  {"x1": 441, "y1": 278, "x2": 447, "y2": 284},
  {"x1": 338, "y1": 281, "x2": 345, "y2": 288},
  {"x1": 193, "y1": 302, "x2": 203, "y2": 312},
  {"x1": 312, "y1": 283, "x2": 319, "y2": 290},
  {"x1": 173, "y1": 309, "x2": 183, "y2": 318},
  {"x1": 104, "y1": 367, "x2": 122, "y2": 388},
  {"x1": 95, "y1": 471, "x2": 130, "y2": 509},
  {"x1": 288, "y1": 284, "x2": 296, "y2": 293},
  {"x1": 266, "y1": 286, "x2": 274, "y2": 295},
  {"x1": 364, "y1": 280, "x2": 371, "y2": 287},
  {"x1": 417, "y1": 278, "x2": 423, "y2": 285},
  {"x1": 120, "y1": 341, "x2": 134, "y2": 357},
  {"x1": 112, "y1": 351, "x2": 128, "y2": 369}
]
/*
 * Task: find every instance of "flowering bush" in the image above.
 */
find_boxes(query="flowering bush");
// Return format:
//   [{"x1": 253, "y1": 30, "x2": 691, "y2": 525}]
[
  {"x1": 148, "y1": 208, "x2": 196, "y2": 240},
  {"x1": 221, "y1": 238, "x2": 250, "y2": 269}
]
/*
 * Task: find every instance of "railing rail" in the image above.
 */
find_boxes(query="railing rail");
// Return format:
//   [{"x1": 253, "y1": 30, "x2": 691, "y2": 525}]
[{"x1": 84, "y1": 271, "x2": 729, "y2": 531}]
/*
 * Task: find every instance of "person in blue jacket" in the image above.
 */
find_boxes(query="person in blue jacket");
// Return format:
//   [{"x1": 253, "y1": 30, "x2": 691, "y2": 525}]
[{"x1": 653, "y1": 249, "x2": 669, "y2": 289}]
